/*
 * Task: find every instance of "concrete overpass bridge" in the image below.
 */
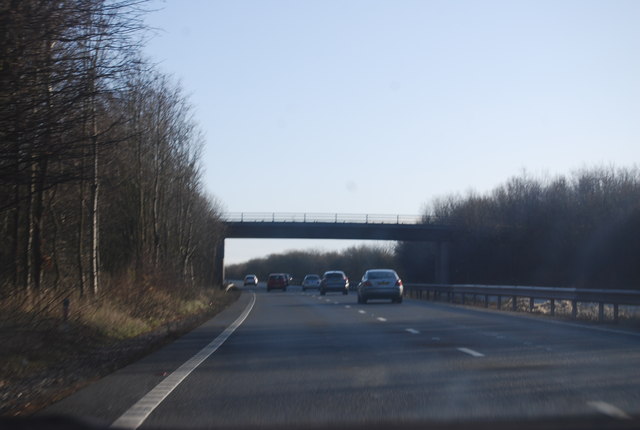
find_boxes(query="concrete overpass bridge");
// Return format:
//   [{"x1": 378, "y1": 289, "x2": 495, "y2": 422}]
[{"x1": 216, "y1": 212, "x2": 453, "y2": 286}]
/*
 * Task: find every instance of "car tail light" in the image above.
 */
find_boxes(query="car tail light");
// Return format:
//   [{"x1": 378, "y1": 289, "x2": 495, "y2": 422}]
[
  {"x1": 395, "y1": 279, "x2": 403, "y2": 287},
  {"x1": 363, "y1": 281, "x2": 372, "y2": 287}
]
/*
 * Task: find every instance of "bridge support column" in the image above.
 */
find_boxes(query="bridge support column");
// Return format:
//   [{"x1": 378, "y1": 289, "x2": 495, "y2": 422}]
[
  {"x1": 215, "y1": 239, "x2": 225, "y2": 289},
  {"x1": 435, "y1": 241, "x2": 450, "y2": 284}
]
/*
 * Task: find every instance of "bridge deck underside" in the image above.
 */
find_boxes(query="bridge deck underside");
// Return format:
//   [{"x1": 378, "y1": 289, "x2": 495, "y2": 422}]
[{"x1": 224, "y1": 222, "x2": 452, "y2": 242}]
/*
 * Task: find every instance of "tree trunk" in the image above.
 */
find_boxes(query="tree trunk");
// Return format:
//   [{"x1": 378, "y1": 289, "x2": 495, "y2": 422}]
[{"x1": 89, "y1": 106, "x2": 100, "y2": 296}]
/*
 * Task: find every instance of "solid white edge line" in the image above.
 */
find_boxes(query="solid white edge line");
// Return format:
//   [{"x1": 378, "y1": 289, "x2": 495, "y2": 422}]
[
  {"x1": 587, "y1": 401, "x2": 631, "y2": 420},
  {"x1": 457, "y1": 347, "x2": 485, "y2": 357},
  {"x1": 406, "y1": 328, "x2": 420, "y2": 334},
  {"x1": 110, "y1": 292, "x2": 257, "y2": 429}
]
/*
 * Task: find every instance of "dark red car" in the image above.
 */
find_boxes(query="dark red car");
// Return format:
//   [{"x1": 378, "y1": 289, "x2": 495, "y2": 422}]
[{"x1": 266, "y1": 273, "x2": 288, "y2": 292}]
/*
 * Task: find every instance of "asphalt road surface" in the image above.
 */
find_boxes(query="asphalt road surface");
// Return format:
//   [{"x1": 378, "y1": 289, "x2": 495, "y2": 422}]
[{"x1": 42, "y1": 284, "x2": 640, "y2": 429}]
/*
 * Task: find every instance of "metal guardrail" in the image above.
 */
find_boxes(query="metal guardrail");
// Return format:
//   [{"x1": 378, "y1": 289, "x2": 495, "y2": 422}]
[
  {"x1": 404, "y1": 283, "x2": 640, "y2": 323},
  {"x1": 224, "y1": 212, "x2": 431, "y2": 224}
]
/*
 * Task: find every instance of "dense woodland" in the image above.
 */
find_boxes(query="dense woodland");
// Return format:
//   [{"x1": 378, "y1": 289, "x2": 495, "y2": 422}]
[
  {"x1": 0, "y1": 0, "x2": 224, "y2": 307},
  {"x1": 398, "y1": 167, "x2": 640, "y2": 289}
]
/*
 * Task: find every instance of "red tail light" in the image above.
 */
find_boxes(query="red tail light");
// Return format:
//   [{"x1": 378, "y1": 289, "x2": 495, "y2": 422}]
[{"x1": 363, "y1": 281, "x2": 372, "y2": 287}]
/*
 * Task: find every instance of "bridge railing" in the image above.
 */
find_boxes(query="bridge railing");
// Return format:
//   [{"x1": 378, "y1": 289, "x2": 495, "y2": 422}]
[
  {"x1": 404, "y1": 283, "x2": 640, "y2": 324},
  {"x1": 224, "y1": 212, "x2": 431, "y2": 224}
]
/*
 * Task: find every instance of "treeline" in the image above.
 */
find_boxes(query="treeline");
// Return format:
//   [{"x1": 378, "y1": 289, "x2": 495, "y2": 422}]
[
  {"x1": 226, "y1": 245, "x2": 396, "y2": 284},
  {"x1": 398, "y1": 167, "x2": 640, "y2": 289},
  {"x1": 0, "y1": 0, "x2": 224, "y2": 303}
]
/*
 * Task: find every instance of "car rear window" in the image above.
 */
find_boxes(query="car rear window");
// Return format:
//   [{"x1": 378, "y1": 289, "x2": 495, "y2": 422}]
[
  {"x1": 367, "y1": 270, "x2": 396, "y2": 280},
  {"x1": 325, "y1": 273, "x2": 344, "y2": 280}
]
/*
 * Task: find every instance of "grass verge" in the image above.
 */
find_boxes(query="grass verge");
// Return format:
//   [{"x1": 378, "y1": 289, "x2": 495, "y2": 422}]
[{"x1": 0, "y1": 279, "x2": 239, "y2": 416}]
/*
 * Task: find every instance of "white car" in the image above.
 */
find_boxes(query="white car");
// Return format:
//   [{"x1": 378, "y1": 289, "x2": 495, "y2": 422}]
[
  {"x1": 301, "y1": 274, "x2": 321, "y2": 291},
  {"x1": 243, "y1": 274, "x2": 258, "y2": 286}
]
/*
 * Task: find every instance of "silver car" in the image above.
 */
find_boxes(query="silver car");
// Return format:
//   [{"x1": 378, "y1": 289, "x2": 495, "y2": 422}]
[
  {"x1": 301, "y1": 274, "x2": 321, "y2": 291},
  {"x1": 357, "y1": 269, "x2": 403, "y2": 304},
  {"x1": 243, "y1": 274, "x2": 258, "y2": 286},
  {"x1": 320, "y1": 270, "x2": 349, "y2": 295}
]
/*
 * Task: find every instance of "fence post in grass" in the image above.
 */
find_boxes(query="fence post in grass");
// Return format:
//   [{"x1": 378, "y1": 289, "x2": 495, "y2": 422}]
[
  {"x1": 571, "y1": 300, "x2": 577, "y2": 319},
  {"x1": 529, "y1": 297, "x2": 534, "y2": 312},
  {"x1": 461, "y1": 293, "x2": 465, "y2": 305},
  {"x1": 63, "y1": 297, "x2": 70, "y2": 322},
  {"x1": 613, "y1": 304, "x2": 619, "y2": 324},
  {"x1": 550, "y1": 299, "x2": 555, "y2": 316},
  {"x1": 485, "y1": 295, "x2": 489, "y2": 308},
  {"x1": 497, "y1": 295, "x2": 501, "y2": 310},
  {"x1": 512, "y1": 296, "x2": 517, "y2": 311}
]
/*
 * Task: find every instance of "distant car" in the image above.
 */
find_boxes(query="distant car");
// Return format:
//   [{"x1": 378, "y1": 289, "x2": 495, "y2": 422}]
[
  {"x1": 320, "y1": 270, "x2": 349, "y2": 295},
  {"x1": 301, "y1": 274, "x2": 321, "y2": 291},
  {"x1": 243, "y1": 274, "x2": 258, "y2": 286},
  {"x1": 267, "y1": 273, "x2": 288, "y2": 292},
  {"x1": 357, "y1": 269, "x2": 403, "y2": 304}
]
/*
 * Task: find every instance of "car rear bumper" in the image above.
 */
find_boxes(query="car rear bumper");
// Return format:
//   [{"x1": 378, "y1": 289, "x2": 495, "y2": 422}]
[
  {"x1": 359, "y1": 287, "x2": 402, "y2": 299},
  {"x1": 321, "y1": 284, "x2": 348, "y2": 291}
]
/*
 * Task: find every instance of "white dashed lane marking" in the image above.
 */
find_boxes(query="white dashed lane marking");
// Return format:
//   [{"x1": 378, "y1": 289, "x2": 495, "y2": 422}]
[
  {"x1": 457, "y1": 347, "x2": 485, "y2": 357},
  {"x1": 377, "y1": 317, "x2": 387, "y2": 322},
  {"x1": 344, "y1": 305, "x2": 351, "y2": 309},
  {"x1": 358, "y1": 310, "x2": 366, "y2": 314},
  {"x1": 405, "y1": 328, "x2": 420, "y2": 334},
  {"x1": 587, "y1": 401, "x2": 631, "y2": 420}
]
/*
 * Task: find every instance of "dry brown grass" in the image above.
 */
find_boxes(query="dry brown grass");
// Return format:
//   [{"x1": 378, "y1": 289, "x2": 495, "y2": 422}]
[{"x1": 0, "y1": 275, "x2": 239, "y2": 416}]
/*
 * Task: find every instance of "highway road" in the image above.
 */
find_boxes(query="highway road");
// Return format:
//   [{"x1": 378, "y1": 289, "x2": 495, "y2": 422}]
[{"x1": 42, "y1": 284, "x2": 640, "y2": 429}]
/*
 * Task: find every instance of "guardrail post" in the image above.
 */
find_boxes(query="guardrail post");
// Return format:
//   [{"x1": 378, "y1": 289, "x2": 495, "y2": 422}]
[
  {"x1": 529, "y1": 297, "x2": 534, "y2": 312},
  {"x1": 598, "y1": 302, "x2": 605, "y2": 322},
  {"x1": 512, "y1": 296, "x2": 517, "y2": 311},
  {"x1": 550, "y1": 299, "x2": 555, "y2": 316},
  {"x1": 485, "y1": 295, "x2": 489, "y2": 308},
  {"x1": 461, "y1": 293, "x2": 465, "y2": 305},
  {"x1": 613, "y1": 304, "x2": 619, "y2": 324},
  {"x1": 447, "y1": 291, "x2": 452, "y2": 303},
  {"x1": 497, "y1": 295, "x2": 501, "y2": 310},
  {"x1": 571, "y1": 300, "x2": 577, "y2": 319}
]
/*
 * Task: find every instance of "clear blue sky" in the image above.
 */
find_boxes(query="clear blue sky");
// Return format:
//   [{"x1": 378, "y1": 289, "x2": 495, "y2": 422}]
[{"x1": 143, "y1": 0, "x2": 639, "y2": 264}]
